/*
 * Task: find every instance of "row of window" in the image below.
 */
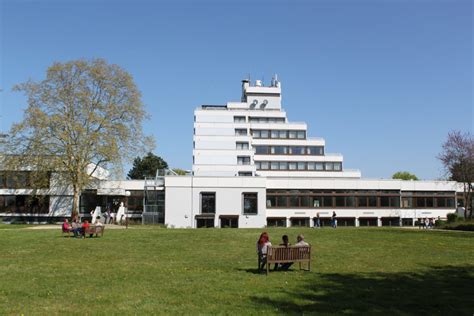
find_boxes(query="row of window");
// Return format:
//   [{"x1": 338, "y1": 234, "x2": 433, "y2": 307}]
[
  {"x1": 0, "y1": 195, "x2": 50, "y2": 214},
  {"x1": 234, "y1": 116, "x2": 286, "y2": 123},
  {"x1": 254, "y1": 145, "x2": 324, "y2": 156},
  {"x1": 256, "y1": 161, "x2": 342, "y2": 171},
  {"x1": 266, "y1": 194, "x2": 456, "y2": 209},
  {"x1": 251, "y1": 129, "x2": 306, "y2": 139},
  {"x1": 0, "y1": 171, "x2": 51, "y2": 189},
  {"x1": 201, "y1": 192, "x2": 258, "y2": 214},
  {"x1": 267, "y1": 217, "x2": 403, "y2": 227}
]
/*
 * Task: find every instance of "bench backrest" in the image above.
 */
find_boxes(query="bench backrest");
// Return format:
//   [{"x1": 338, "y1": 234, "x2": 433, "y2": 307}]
[{"x1": 267, "y1": 246, "x2": 311, "y2": 262}]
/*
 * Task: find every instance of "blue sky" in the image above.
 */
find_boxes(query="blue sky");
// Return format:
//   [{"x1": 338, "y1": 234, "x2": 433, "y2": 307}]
[{"x1": 1, "y1": 0, "x2": 472, "y2": 179}]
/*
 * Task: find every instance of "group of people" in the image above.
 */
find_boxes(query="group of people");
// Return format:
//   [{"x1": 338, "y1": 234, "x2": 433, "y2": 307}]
[
  {"x1": 256, "y1": 232, "x2": 309, "y2": 272},
  {"x1": 62, "y1": 217, "x2": 103, "y2": 238},
  {"x1": 418, "y1": 217, "x2": 436, "y2": 229},
  {"x1": 314, "y1": 211, "x2": 338, "y2": 228}
]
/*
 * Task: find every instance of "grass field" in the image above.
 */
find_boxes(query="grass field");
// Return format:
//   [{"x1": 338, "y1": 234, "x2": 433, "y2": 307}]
[{"x1": 0, "y1": 226, "x2": 473, "y2": 315}]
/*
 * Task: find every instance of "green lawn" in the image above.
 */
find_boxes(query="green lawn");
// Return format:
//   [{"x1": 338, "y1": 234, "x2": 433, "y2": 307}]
[{"x1": 0, "y1": 226, "x2": 473, "y2": 315}]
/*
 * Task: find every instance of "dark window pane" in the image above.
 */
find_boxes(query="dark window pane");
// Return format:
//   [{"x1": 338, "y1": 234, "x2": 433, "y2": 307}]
[
  {"x1": 201, "y1": 193, "x2": 216, "y2": 214},
  {"x1": 380, "y1": 196, "x2": 389, "y2": 207},
  {"x1": 289, "y1": 196, "x2": 299, "y2": 207},
  {"x1": 300, "y1": 196, "x2": 311, "y2": 207},
  {"x1": 266, "y1": 196, "x2": 276, "y2": 208},
  {"x1": 323, "y1": 196, "x2": 333, "y2": 207},
  {"x1": 336, "y1": 196, "x2": 345, "y2": 207},
  {"x1": 416, "y1": 198, "x2": 425, "y2": 208},
  {"x1": 346, "y1": 196, "x2": 355, "y2": 207},
  {"x1": 368, "y1": 196, "x2": 377, "y2": 207},
  {"x1": 390, "y1": 197, "x2": 400, "y2": 208},
  {"x1": 358, "y1": 197, "x2": 368, "y2": 207},
  {"x1": 276, "y1": 196, "x2": 287, "y2": 207}
]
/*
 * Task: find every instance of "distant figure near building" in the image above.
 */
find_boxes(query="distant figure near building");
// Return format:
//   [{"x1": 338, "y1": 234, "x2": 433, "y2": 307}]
[
  {"x1": 315, "y1": 213, "x2": 321, "y2": 228},
  {"x1": 332, "y1": 211, "x2": 337, "y2": 228}
]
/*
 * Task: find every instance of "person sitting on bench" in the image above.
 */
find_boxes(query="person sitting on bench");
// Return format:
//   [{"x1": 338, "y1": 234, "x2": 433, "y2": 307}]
[
  {"x1": 279, "y1": 234, "x2": 309, "y2": 271},
  {"x1": 257, "y1": 232, "x2": 272, "y2": 271},
  {"x1": 274, "y1": 235, "x2": 291, "y2": 271}
]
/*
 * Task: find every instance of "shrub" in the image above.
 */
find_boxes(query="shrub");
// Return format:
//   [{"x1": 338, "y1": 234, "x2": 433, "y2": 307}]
[{"x1": 446, "y1": 213, "x2": 458, "y2": 223}]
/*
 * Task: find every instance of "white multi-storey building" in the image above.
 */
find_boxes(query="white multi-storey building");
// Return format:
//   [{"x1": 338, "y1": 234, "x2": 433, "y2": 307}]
[
  {"x1": 193, "y1": 77, "x2": 360, "y2": 178},
  {"x1": 0, "y1": 77, "x2": 468, "y2": 228}
]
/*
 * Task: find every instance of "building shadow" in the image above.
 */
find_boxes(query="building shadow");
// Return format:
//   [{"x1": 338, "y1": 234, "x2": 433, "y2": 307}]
[{"x1": 250, "y1": 265, "x2": 474, "y2": 314}]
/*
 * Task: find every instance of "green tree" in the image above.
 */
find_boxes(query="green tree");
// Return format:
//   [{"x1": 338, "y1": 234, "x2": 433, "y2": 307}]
[
  {"x1": 127, "y1": 152, "x2": 168, "y2": 179},
  {"x1": 3, "y1": 59, "x2": 153, "y2": 218},
  {"x1": 392, "y1": 171, "x2": 419, "y2": 181}
]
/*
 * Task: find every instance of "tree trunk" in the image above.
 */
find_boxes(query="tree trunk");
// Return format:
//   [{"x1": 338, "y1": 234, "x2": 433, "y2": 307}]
[{"x1": 72, "y1": 186, "x2": 80, "y2": 220}]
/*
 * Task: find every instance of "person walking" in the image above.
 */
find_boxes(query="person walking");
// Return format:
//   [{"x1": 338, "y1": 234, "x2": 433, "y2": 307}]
[
  {"x1": 315, "y1": 212, "x2": 321, "y2": 228},
  {"x1": 332, "y1": 211, "x2": 337, "y2": 228}
]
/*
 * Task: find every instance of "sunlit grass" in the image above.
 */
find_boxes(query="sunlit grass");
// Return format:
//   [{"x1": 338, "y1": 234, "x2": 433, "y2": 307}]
[{"x1": 0, "y1": 226, "x2": 472, "y2": 314}]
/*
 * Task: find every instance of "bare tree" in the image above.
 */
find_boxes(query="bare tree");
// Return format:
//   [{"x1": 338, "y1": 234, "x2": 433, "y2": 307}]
[
  {"x1": 2, "y1": 59, "x2": 154, "y2": 218},
  {"x1": 438, "y1": 131, "x2": 474, "y2": 219}
]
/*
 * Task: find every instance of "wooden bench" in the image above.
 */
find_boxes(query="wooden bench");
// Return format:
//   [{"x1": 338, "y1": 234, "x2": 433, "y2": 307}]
[
  {"x1": 263, "y1": 245, "x2": 311, "y2": 275},
  {"x1": 83, "y1": 225, "x2": 105, "y2": 238}
]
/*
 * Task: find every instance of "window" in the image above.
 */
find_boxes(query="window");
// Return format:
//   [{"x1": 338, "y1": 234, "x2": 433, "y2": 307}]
[
  {"x1": 323, "y1": 196, "x2": 333, "y2": 207},
  {"x1": 336, "y1": 196, "x2": 345, "y2": 207},
  {"x1": 300, "y1": 196, "x2": 311, "y2": 207},
  {"x1": 267, "y1": 218, "x2": 286, "y2": 227},
  {"x1": 307, "y1": 162, "x2": 316, "y2": 170},
  {"x1": 289, "y1": 131, "x2": 297, "y2": 139},
  {"x1": 297, "y1": 131, "x2": 306, "y2": 139},
  {"x1": 252, "y1": 130, "x2": 261, "y2": 138},
  {"x1": 201, "y1": 192, "x2": 216, "y2": 214},
  {"x1": 346, "y1": 196, "x2": 356, "y2": 207},
  {"x1": 308, "y1": 146, "x2": 323, "y2": 155},
  {"x1": 220, "y1": 216, "x2": 238, "y2": 228},
  {"x1": 271, "y1": 162, "x2": 279, "y2": 170},
  {"x1": 279, "y1": 130, "x2": 287, "y2": 138},
  {"x1": 254, "y1": 146, "x2": 268, "y2": 155},
  {"x1": 271, "y1": 130, "x2": 279, "y2": 138},
  {"x1": 238, "y1": 172, "x2": 252, "y2": 177},
  {"x1": 236, "y1": 142, "x2": 249, "y2": 150},
  {"x1": 260, "y1": 161, "x2": 269, "y2": 170},
  {"x1": 297, "y1": 162, "x2": 306, "y2": 170},
  {"x1": 334, "y1": 162, "x2": 342, "y2": 171},
  {"x1": 234, "y1": 116, "x2": 246, "y2": 123},
  {"x1": 243, "y1": 193, "x2": 258, "y2": 214},
  {"x1": 261, "y1": 130, "x2": 269, "y2": 138},
  {"x1": 313, "y1": 197, "x2": 322, "y2": 207},
  {"x1": 279, "y1": 162, "x2": 288, "y2": 170},
  {"x1": 325, "y1": 162, "x2": 334, "y2": 171},
  {"x1": 315, "y1": 162, "x2": 324, "y2": 171},
  {"x1": 237, "y1": 156, "x2": 251, "y2": 165},
  {"x1": 289, "y1": 196, "x2": 299, "y2": 207},
  {"x1": 266, "y1": 196, "x2": 276, "y2": 207},
  {"x1": 235, "y1": 129, "x2": 247, "y2": 136},
  {"x1": 289, "y1": 162, "x2": 297, "y2": 170},
  {"x1": 276, "y1": 196, "x2": 288, "y2": 207}
]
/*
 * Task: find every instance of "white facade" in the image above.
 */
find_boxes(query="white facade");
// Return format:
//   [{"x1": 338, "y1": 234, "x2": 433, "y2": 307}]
[{"x1": 193, "y1": 77, "x2": 361, "y2": 178}]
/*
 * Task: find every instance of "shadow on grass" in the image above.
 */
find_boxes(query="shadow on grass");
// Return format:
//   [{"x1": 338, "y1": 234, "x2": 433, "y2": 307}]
[{"x1": 251, "y1": 265, "x2": 474, "y2": 315}]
